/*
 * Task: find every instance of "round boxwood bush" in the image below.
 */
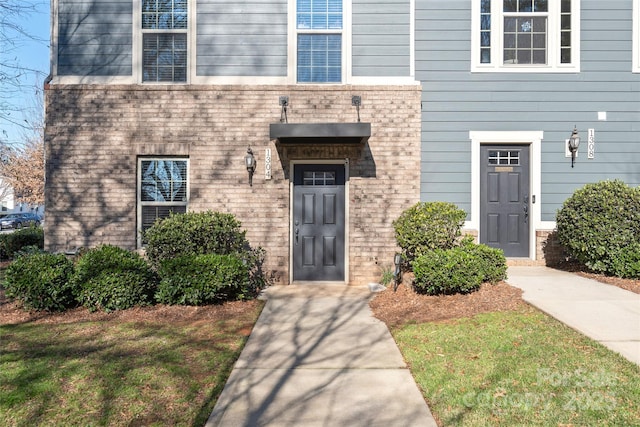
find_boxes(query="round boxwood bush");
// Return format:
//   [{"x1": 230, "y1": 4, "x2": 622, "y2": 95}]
[
  {"x1": 156, "y1": 253, "x2": 251, "y2": 305},
  {"x1": 459, "y1": 236, "x2": 507, "y2": 284},
  {"x1": 393, "y1": 201, "x2": 467, "y2": 264},
  {"x1": 143, "y1": 211, "x2": 250, "y2": 268},
  {"x1": 72, "y1": 245, "x2": 158, "y2": 312},
  {"x1": 556, "y1": 180, "x2": 640, "y2": 276},
  {"x1": 412, "y1": 247, "x2": 484, "y2": 295},
  {"x1": 0, "y1": 226, "x2": 44, "y2": 260},
  {"x1": 4, "y1": 252, "x2": 76, "y2": 311}
]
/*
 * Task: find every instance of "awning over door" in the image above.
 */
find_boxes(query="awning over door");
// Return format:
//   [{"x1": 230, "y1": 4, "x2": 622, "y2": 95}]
[{"x1": 270, "y1": 123, "x2": 371, "y2": 145}]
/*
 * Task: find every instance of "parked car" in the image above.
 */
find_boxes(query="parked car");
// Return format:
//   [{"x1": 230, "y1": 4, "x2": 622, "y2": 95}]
[{"x1": 0, "y1": 213, "x2": 42, "y2": 230}]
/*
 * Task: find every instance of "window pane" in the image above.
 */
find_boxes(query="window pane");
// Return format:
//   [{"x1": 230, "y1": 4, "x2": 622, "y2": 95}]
[
  {"x1": 561, "y1": 0, "x2": 571, "y2": 13},
  {"x1": 143, "y1": 34, "x2": 187, "y2": 82},
  {"x1": 142, "y1": 0, "x2": 187, "y2": 30},
  {"x1": 481, "y1": 15, "x2": 491, "y2": 31},
  {"x1": 297, "y1": 34, "x2": 341, "y2": 83},
  {"x1": 534, "y1": 0, "x2": 548, "y2": 12},
  {"x1": 519, "y1": 0, "x2": 533, "y2": 13},
  {"x1": 481, "y1": 0, "x2": 491, "y2": 13},
  {"x1": 297, "y1": 14, "x2": 311, "y2": 29},
  {"x1": 141, "y1": 160, "x2": 187, "y2": 202},
  {"x1": 503, "y1": 16, "x2": 547, "y2": 65},
  {"x1": 561, "y1": 47, "x2": 571, "y2": 64},
  {"x1": 481, "y1": 48, "x2": 491, "y2": 63}
]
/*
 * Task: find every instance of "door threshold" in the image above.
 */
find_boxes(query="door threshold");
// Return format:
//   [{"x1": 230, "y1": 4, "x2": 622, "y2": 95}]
[{"x1": 291, "y1": 281, "x2": 347, "y2": 286}]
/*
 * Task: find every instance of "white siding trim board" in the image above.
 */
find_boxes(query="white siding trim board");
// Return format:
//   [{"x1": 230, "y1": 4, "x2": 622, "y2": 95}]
[{"x1": 634, "y1": 0, "x2": 640, "y2": 72}]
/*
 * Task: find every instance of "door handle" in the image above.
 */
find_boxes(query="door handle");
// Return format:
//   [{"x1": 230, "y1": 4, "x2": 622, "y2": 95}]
[
  {"x1": 523, "y1": 195, "x2": 529, "y2": 223},
  {"x1": 295, "y1": 228, "x2": 299, "y2": 244}
]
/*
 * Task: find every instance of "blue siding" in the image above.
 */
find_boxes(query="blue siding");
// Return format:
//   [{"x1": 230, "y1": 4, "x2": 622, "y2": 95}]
[
  {"x1": 57, "y1": 0, "x2": 132, "y2": 76},
  {"x1": 416, "y1": 0, "x2": 640, "y2": 221},
  {"x1": 196, "y1": 0, "x2": 288, "y2": 77},
  {"x1": 352, "y1": 0, "x2": 411, "y2": 77}
]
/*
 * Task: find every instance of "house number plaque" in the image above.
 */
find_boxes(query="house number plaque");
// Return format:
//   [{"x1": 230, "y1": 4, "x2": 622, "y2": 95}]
[
  {"x1": 494, "y1": 166, "x2": 513, "y2": 172},
  {"x1": 265, "y1": 148, "x2": 272, "y2": 180}
]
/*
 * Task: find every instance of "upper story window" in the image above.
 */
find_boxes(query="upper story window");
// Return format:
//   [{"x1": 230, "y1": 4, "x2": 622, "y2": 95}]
[
  {"x1": 472, "y1": 0, "x2": 580, "y2": 72},
  {"x1": 142, "y1": 0, "x2": 188, "y2": 82},
  {"x1": 296, "y1": 0, "x2": 343, "y2": 83}
]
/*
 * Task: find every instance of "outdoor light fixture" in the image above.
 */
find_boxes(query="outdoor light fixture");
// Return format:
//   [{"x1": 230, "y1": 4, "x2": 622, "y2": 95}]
[
  {"x1": 279, "y1": 96, "x2": 289, "y2": 123},
  {"x1": 393, "y1": 253, "x2": 403, "y2": 292},
  {"x1": 352, "y1": 95, "x2": 361, "y2": 122},
  {"x1": 568, "y1": 126, "x2": 580, "y2": 168},
  {"x1": 245, "y1": 147, "x2": 256, "y2": 186}
]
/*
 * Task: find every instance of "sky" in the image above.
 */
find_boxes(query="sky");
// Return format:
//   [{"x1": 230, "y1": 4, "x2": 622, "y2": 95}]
[{"x1": 1, "y1": 0, "x2": 51, "y2": 147}]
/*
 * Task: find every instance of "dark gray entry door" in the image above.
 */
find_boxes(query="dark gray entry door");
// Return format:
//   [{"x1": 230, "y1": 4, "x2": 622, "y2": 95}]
[
  {"x1": 293, "y1": 164, "x2": 345, "y2": 281},
  {"x1": 480, "y1": 145, "x2": 530, "y2": 257}
]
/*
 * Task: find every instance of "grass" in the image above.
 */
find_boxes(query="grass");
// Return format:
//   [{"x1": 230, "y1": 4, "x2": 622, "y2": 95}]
[
  {"x1": 392, "y1": 305, "x2": 640, "y2": 427},
  {"x1": 0, "y1": 303, "x2": 263, "y2": 427}
]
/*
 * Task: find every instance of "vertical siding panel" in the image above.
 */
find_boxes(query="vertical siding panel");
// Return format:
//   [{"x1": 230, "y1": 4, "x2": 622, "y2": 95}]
[
  {"x1": 196, "y1": 0, "x2": 288, "y2": 76},
  {"x1": 352, "y1": 0, "x2": 411, "y2": 76},
  {"x1": 57, "y1": 0, "x2": 132, "y2": 76},
  {"x1": 416, "y1": 0, "x2": 640, "y2": 221}
]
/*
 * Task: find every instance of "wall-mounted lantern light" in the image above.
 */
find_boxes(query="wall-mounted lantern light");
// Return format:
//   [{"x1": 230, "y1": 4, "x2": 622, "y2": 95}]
[
  {"x1": 352, "y1": 95, "x2": 362, "y2": 122},
  {"x1": 245, "y1": 147, "x2": 256, "y2": 186},
  {"x1": 568, "y1": 126, "x2": 580, "y2": 168},
  {"x1": 279, "y1": 96, "x2": 289, "y2": 123}
]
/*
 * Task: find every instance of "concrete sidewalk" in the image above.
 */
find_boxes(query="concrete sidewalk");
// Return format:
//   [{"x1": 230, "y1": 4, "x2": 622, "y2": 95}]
[
  {"x1": 507, "y1": 266, "x2": 640, "y2": 366},
  {"x1": 206, "y1": 284, "x2": 437, "y2": 427}
]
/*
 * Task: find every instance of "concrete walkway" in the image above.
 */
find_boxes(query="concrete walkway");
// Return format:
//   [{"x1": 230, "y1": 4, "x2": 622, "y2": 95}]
[
  {"x1": 206, "y1": 284, "x2": 438, "y2": 427},
  {"x1": 507, "y1": 266, "x2": 640, "y2": 366}
]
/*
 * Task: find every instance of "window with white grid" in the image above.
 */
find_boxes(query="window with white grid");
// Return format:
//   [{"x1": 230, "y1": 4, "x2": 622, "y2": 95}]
[
  {"x1": 472, "y1": 0, "x2": 579, "y2": 72},
  {"x1": 142, "y1": 0, "x2": 188, "y2": 82}
]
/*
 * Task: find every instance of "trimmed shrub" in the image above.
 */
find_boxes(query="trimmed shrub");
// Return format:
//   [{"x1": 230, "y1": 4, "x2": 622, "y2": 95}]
[
  {"x1": 73, "y1": 245, "x2": 158, "y2": 312},
  {"x1": 393, "y1": 202, "x2": 467, "y2": 263},
  {"x1": 143, "y1": 211, "x2": 249, "y2": 268},
  {"x1": 412, "y1": 247, "x2": 484, "y2": 295},
  {"x1": 609, "y1": 243, "x2": 640, "y2": 279},
  {"x1": 144, "y1": 210, "x2": 267, "y2": 294},
  {"x1": 0, "y1": 226, "x2": 44, "y2": 260},
  {"x1": 156, "y1": 253, "x2": 251, "y2": 305},
  {"x1": 4, "y1": 253, "x2": 76, "y2": 311},
  {"x1": 459, "y1": 236, "x2": 508, "y2": 284},
  {"x1": 556, "y1": 180, "x2": 640, "y2": 276}
]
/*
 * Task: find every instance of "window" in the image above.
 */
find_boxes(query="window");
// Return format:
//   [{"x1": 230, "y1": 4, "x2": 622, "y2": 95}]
[
  {"x1": 138, "y1": 158, "x2": 188, "y2": 245},
  {"x1": 303, "y1": 171, "x2": 336, "y2": 185},
  {"x1": 142, "y1": 0, "x2": 188, "y2": 82},
  {"x1": 488, "y1": 150, "x2": 520, "y2": 165},
  {"x1": 296, "y1": 0, "x2": 343, "y2": 83},
  {"x1": 472, "y1": 0, "x2": 579, "y2": 72}
]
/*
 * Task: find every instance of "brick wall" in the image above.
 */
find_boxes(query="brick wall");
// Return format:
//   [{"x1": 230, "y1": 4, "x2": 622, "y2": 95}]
[{"x1": 44, "y1": 84, "x2": 422, "y2": 285}]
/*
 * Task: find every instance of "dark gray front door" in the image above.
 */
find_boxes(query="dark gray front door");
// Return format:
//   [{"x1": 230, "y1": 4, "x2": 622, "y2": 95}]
[
  {"x1": 293, "y1": 164, "x2": 345, "y2": 281},
  {"x1": 480, "y1": 145, "x2": 530, "y2": 257}
]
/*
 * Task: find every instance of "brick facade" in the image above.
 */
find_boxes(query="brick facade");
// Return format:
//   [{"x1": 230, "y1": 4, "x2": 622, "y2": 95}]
[{"x1": 44, "y1": 84, "x2": 422, "y2": 285}]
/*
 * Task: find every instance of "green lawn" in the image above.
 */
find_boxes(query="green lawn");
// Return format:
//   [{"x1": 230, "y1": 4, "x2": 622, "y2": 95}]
[
  {"x1": 392, "y1": 306, "x2": 640, "y2": 427},
  {"x1": 0, "y1": 303, "x2": 263, "y2": 427}
]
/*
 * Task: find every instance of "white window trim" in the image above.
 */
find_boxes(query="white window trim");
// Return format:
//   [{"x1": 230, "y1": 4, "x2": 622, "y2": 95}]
[
  {"x1": 468, "y1": 131, "x2": 547, "y2": 260},
  {"x1": 134, "y1": 0, "x2": 192, "y2": 84},
  {"x1": 471, "y1": 0, "x2": 580, "y2": 73},
  {"x1": 288, "y1": 0, "x2": 352, "y2": 84},
  {"x1": 137, "y1": 157, "x2": 190, "y2": 248},
  {"x1": 634, "y1": 0, "x2": 640, "y2": 72}
]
